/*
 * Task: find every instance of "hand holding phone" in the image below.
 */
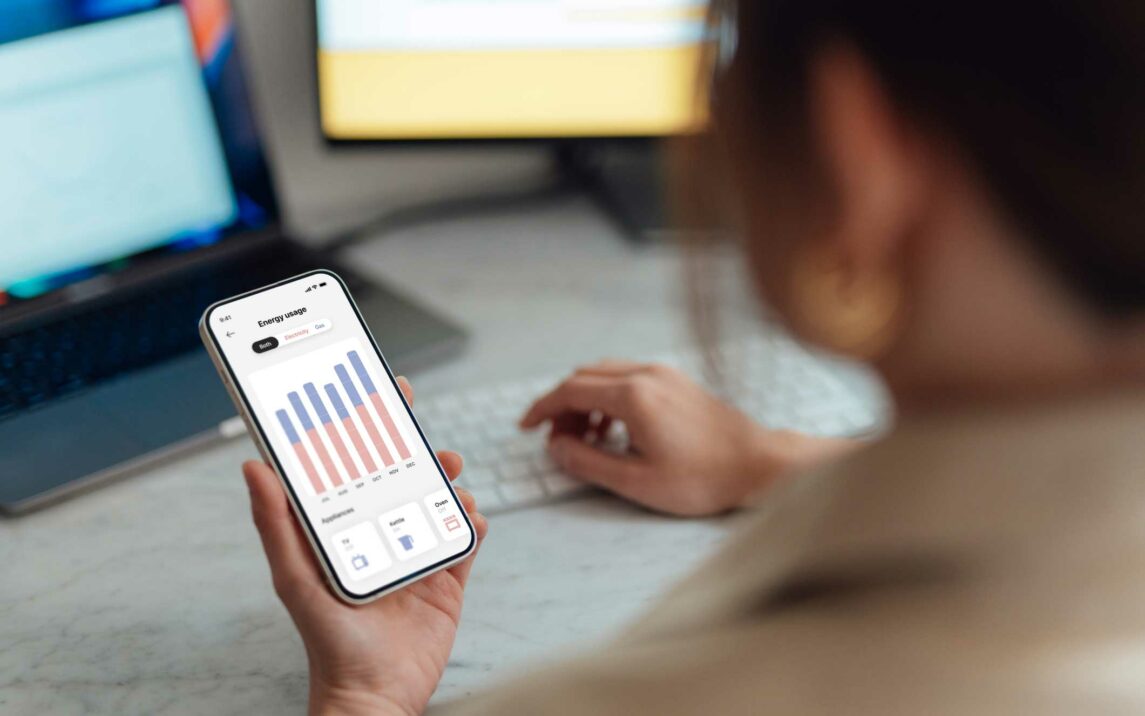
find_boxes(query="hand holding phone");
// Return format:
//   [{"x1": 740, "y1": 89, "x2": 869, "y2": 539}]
[
  {"x1": 241, "y1": 386, "x2": 489, "y2": 716},
  {"x1": 201, "y1": 270, "x2": 478, "y2": 603}
]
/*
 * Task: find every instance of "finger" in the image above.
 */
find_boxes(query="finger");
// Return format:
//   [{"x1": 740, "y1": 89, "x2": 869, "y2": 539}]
[
  {"x1": 550, "y1": 410, "x2": 594, "y2": 439},
  {"x1": 519, "y1": 375, "x2": 640, "y2": 429},
  {"x1": 574, "y1": 359, "x2": 649, "y2": 377},
  {"x1": 549, "y1": 410, "x2": 612, "y2": 443},
  {"x1": 396, "y1": 376, "x2": 414, "y2": 406},
  {"x1": 472, "y1": 511, "x2": 489, "y2": 543},
  {"x1": 455, "y1": 488, "x2": 489, "y2": 547},
  {"x1": 446, "y1": 515, "x2": 487, "y2": 587},
  {"x1": 454, "y1": 486, "x2": 477, "y2": 515},
  {"x1": 594, "y1": 415, "x2": 615, "y2": 441},
  {"x1": 437, "y1": 450, "x2": 463, "y2": 481},
  {"x1": 548, "y1": 436, "x2": 648, "y2": 500},
  {"x1": 447, "y1": 489, "x2": 488, "y2": 586},
  {"x1": 519, "y1": 364, "x2": 645, "y2": 429},
  {"x1": 243, "y1": 461, "x2": 324, "y2": 600}
]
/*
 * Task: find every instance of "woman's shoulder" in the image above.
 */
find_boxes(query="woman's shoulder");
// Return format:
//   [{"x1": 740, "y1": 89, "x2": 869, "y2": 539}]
[
  {"x1": 435, "y1": 579, "x2": 1145, "y2": 715},
  {"x1": 804, "y1": 386, "x2": 1145, "y2": 563},
  {"x1": 435, "y1": 389, "x2": 1145, "y2": 715},
  {"x1": 632, "y1": 387, "x2": 1145, "y2": 638}
]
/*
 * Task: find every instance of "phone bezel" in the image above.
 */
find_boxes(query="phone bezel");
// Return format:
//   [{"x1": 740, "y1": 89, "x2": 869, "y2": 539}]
[{"x1": 199, "y1": 269, "x2": 477, "y2": 604}]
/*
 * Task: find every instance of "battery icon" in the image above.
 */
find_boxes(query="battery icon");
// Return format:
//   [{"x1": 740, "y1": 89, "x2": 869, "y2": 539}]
[{"x1": 319, "y1": 282, "x2": 327, "y2": 287}]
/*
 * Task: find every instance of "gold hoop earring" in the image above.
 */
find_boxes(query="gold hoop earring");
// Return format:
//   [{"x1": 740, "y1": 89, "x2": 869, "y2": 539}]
[{"x1": 788, "y1": 244, "x2": 904, "y2": 360}]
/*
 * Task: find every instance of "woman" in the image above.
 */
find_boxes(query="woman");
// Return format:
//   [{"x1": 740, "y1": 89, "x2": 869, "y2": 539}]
[{"x1": 242, "y1": 0, "x2": 1145, "y2": 712}]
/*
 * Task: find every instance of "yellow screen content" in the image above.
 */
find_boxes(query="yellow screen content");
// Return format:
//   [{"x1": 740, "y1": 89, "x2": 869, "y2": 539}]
[{"x1": 316, "y1": 0, "x2": 708, "y2": 140}]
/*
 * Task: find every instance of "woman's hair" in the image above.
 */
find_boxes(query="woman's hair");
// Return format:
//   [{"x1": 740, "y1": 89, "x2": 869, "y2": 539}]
[{"x1": 705, "y1": 0, "x2": 1144, "y2": 317}]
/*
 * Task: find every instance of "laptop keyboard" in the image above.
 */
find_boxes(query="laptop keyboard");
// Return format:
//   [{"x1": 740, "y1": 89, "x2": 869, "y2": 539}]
[{"x1": 0, "y1": 255, "x2": 316, "y2": 421}]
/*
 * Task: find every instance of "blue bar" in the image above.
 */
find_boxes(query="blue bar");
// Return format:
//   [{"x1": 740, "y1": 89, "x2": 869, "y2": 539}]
[
  {"x1": 347, "y1": 351, "x2": 377, "y2": 395},
  {"x1": 324, "y1": 383, "x2": 351, "y2": 420},
  {"x1": 276, "y1": 409, "x2": 301, "y2": 444},
  {"x1": 304, "y1": 383, "x2": 332, "y2": 425},
  {"x1": 288, "y1": 392, "x2": 314, "y2": 431},
  {"x1": 335, "y1": 364, "x2": 363, "y2": 407}
]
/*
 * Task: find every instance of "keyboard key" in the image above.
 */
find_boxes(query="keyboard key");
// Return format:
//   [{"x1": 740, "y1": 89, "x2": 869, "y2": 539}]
[
  {"x1": 433, "y1": 395, "x2": 464, "y2": 415},
  {"x1": 498, "y1": 460, "x2": 533, "y2": 482},
  {"x1": 417, "y1": 406, "x2": 444, "y2": 425},
  {"x1": 504, "y1": 435, "x2": 536, "y2": 458},
  {"x1": 462, "y1": 467, "x2": 498, "y2": 486},
  {"x1": 497, "y1": 479, "x2": 547, "y2": 505},
  {"x1": 530, "y1": 453, "x2": 558, "y2": 474},
  {"x1": 525, "y1": 378, "x2": 552, "y2": 395},
  {"x1": 471, "y1": 446, "x2": 500, "y2": 465},
  {"x1": 463, "y1": 486, "x2": 504, "y2": 512},
  {"x1": 542, "y1": 471, "x2": 586, "y2": 498},
  {"x1": 479, "y1": 425, "x2": 515, "y2": 445},
  {"x1": 497, "y1": 384, "x2": 531, "y2": 404}
]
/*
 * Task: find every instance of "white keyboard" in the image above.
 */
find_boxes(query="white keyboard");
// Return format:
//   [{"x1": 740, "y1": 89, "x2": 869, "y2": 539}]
[{"x1": 416, "y1": 333, "x2": 891, "y2": 514}]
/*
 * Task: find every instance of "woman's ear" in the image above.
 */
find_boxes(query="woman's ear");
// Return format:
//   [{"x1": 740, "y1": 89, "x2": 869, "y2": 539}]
[
  {"x1": 808, "y1": 42, "x2": 928, "y2": 275},
  {"x1": 773, "y1": 44, "x2": 929, "y2": 360}
]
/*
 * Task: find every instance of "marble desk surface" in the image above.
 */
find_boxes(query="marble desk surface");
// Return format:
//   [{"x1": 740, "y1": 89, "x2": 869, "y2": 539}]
[{"x1": 1, "y1": 198, "x2": 753, "y2": 715}]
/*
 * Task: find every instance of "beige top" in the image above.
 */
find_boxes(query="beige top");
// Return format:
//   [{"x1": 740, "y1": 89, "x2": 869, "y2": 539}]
[{"x1": 436, "y1": 388, "x2": 1145, "y2": 715}]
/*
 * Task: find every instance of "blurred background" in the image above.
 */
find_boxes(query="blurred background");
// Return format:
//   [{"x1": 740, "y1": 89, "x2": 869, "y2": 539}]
[{"x1": 0, "y1": 1, "x2": 886, "y2": 711}]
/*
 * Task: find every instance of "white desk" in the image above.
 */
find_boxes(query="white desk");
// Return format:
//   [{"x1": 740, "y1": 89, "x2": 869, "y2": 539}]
[{"x1": 0, "y1": 198, "x2": 747, "y2": 714}]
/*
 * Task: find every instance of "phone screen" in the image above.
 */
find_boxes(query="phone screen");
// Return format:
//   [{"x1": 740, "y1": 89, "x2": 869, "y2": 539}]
[{"x1": 202, "y1": 271, "x2": 475, "y2": 601}]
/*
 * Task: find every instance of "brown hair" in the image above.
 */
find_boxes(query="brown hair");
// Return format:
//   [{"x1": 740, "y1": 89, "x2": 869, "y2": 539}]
[{"x1": 701, "y1": 0, "x2": 1145, "y2": 317}]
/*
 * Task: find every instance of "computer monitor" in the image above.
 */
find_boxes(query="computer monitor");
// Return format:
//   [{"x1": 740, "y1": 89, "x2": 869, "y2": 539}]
[
  {"x1": 0, "y1": 0, "x2": 276, "y2": 305},
  {"x1": 314, "y1": 0, "x2": 709, "y2": 141}
]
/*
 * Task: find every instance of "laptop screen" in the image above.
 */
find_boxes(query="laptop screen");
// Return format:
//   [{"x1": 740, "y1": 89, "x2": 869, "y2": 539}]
[{"x1": 0, "y1": 0, "x2": 276, "y2": 304}]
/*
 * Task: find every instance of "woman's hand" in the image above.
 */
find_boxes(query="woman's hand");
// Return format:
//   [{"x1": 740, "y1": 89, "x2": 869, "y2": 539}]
[
  {"x1": 520, "y1": 361, "x2": 855, "y2": 516},
  {"x1": 244, "y1": 377, "x2": 488, "y2": 716}
]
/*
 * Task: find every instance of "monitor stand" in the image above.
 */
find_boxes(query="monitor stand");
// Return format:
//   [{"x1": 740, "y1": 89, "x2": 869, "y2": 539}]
[
  {"x1": 320, "y1": 141, "x2": 676, "y2": 252},
  {"x1": 554, "y1": 140, "x2": 676, "y2": 243}
]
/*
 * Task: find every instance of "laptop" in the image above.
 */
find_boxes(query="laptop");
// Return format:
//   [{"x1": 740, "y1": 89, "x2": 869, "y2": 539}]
[{"x1": 0, "y1": 2, "x2": 464, "y2": 514}]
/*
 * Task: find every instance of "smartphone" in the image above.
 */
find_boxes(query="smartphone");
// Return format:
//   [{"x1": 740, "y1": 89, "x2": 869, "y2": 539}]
[{"x1": 200, "y1": 270, "x2": 476, "y2": 604}]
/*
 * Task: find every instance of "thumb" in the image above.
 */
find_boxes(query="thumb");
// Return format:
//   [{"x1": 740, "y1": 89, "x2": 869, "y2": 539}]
[{"x1": 549, "y1": 436, "x2": 646, "y2": 500}]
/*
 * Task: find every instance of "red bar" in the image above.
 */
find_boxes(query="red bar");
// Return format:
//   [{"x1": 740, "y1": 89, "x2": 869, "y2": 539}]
[
  {"x1": 306, "y1": 428, "x2": 344, "y2": 487},
  {"x1": 323, "y1": 423, "x2": 361, "y2": 480},
  {"x1": 341, "y1": 415, "x2": 378, "y2": 474},
  {"x1": 356, "y1": 403, "x2": 394, "y2": 466},
  {"x1": 292, "y1": 442, "x2": 325, "y2": 495},
  {"x1": 369, "y1": 393, "x2": 411, "y2": 461}
]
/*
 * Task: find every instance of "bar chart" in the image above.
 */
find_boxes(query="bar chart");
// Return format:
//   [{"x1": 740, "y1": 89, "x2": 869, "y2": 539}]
[{"x1": 250, "y1": 338, "x2": 417, "y2": 497}]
